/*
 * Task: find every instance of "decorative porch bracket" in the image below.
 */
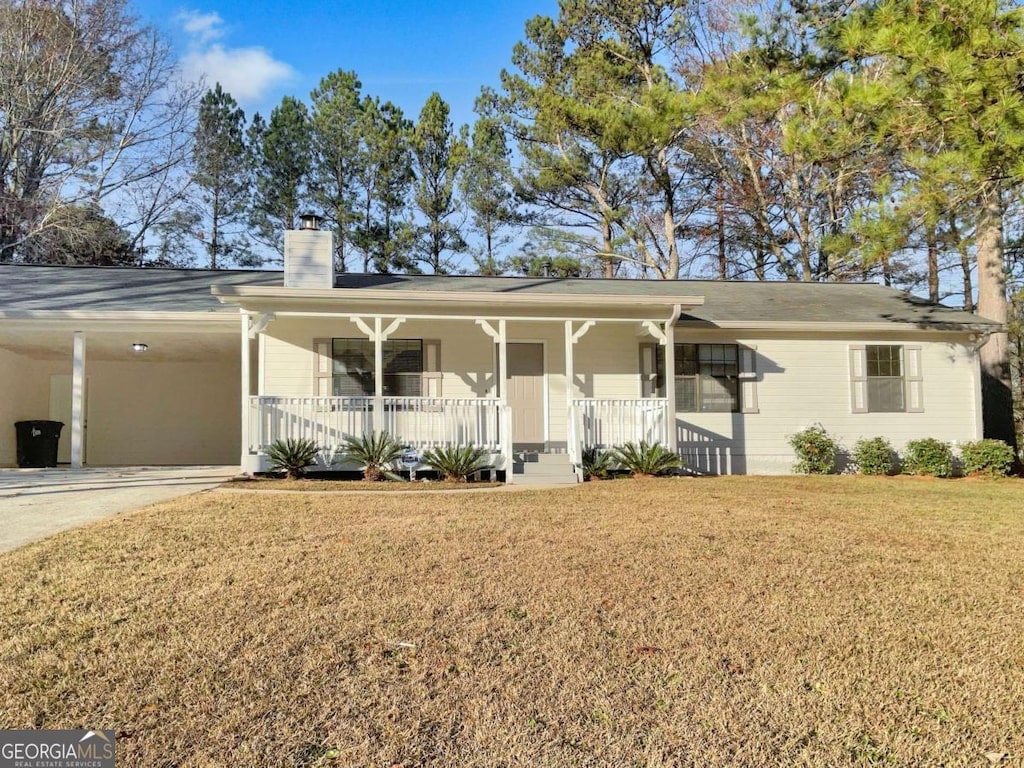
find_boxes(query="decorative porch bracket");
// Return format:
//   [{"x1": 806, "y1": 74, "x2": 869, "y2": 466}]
[
  {"x1": 641, "y1": 320, "x2": 667, "y2": 345},
  {"x1": 247, "y1": 312, "x2": 275, "y2": 339}
]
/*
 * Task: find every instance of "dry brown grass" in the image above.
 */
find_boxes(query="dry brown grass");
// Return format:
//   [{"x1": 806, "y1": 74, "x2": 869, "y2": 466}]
[
  {"x1": 223, "y1": 477, "x2": 503, "y2": 492},
  {"x1": 1, "y1": 476, "x2": 1023, "y2": 767}
]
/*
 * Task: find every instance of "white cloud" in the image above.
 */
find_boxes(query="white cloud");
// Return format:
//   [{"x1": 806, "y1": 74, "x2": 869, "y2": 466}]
[
  {"x1": 176, "y1": 10, "x2": 224, "y2": 44},
  {"x1": 177, "y1": 9, "x2": 296, "y2": 106},
  {"x1": 182, "y1": 45, "x2": 295, "y2": 104}
]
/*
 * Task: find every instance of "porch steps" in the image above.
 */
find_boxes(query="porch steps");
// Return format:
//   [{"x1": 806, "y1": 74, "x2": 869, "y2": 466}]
[{"x1": 509, "y1": 452, "x2": 579, "y2": 487}]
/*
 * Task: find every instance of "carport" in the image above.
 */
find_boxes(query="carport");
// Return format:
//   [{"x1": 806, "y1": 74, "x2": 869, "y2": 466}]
[
  {"x1": 0, "y1": 319, "x2": 241, "y2": 466},
  {"x1": 0, "y1": 265, "x2": 279, "y2": 468}
]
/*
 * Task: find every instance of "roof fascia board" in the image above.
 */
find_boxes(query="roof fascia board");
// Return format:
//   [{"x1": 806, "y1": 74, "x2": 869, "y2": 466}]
[
  {"x1": 676, "y1": 319, "x2": 1003, "y2": 333},
  {"x1": 211, "y1": 284, "x2": 706, "y2": 308}
]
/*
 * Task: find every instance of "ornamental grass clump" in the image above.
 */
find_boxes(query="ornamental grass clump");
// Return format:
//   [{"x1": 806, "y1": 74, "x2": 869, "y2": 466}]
[
  {"x1": 611, "y1": 441, "x2": 683, "y2": 478},
  {"x1": 340, "y1": 431, "x2": 405, "y2": 481},
  {"x1": 266, "y1": 437, "x2": 321, "y2": 480},
  {"x1": 959, "y1": 439, "x2": 1016, "y2": 478},
  {"x1": 789, "y1": 425, "x2": 840, "y2": 474},
  {"x1": 852, "y1": 437, "x2": 897, "y2": 476},
  {"x1": 420, "y1": 444, "x2": 493, "y2": 482},
  {"x1": 902, "y1": 438, "x2": 954, "y2": 478}
]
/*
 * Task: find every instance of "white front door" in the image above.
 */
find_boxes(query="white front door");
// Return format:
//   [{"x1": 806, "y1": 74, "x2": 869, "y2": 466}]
[{"x1": 507, "y1": 343, "x2": 545, "y2": 447}]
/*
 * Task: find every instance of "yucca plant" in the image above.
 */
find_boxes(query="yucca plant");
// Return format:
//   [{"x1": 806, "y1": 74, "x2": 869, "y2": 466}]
[
  {"x1": 581, "y1": 446, "x2": 615, "y2": 481},
  {"x1": 266, "y1": 437, "x2": 320, "y2": 480},
  {"x1": 420, "y1": 444, "x2": 493, "y2": 482},
  {"x1": 340, "y1": 431, "x2": 405, "y2": 481},
  {"x1": 611, "y1": 441, "x2": 683, "y2": 478}
]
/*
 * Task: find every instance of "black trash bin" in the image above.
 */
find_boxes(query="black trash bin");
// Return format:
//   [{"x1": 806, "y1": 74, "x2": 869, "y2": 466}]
[{"x1": 14, "y1": 420, "x2": 64, "y2": 468}]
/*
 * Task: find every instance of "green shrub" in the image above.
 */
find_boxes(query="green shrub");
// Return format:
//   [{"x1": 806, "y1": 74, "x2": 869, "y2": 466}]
[
  {"x1": 420, "y1": 444, "x2": 493, "y2": 482},
  {"x1": 610, "y1": 441, "x2": 683, "y2": 478},
  {"x1": 959, "y1": 439, "x2": 1015, "y2": 477},
  {"x1": 581, "y1": 446, "x2": 615, "y2": 481},
  {"x1": 339, "y1": 431, "x2": 405, "y2": 481},
  {"x1": 266, "y1": 437, "x2": 320, "y2": 480},
  {"x1": 902, "y1": 438, "x2": 954, "y2": 478},
  {"x1": 789, "y1": 425, "x2": 840, "y2": 474},
  {"x1": 852, "y1": 437, "x2": 897, "y2": 476}
]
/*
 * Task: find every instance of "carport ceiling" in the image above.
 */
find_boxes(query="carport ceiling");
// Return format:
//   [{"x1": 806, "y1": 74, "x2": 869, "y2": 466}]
[{"x1": 0, "y1": 329, "x2": 238, "y2": 362}]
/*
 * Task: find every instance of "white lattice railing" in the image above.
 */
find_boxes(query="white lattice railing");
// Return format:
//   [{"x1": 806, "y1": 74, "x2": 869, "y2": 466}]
[
  {"x1": 248, "y1": 396, "x2": 504, "y2": 455},
  {"x1": 571, "y1": 398, "x2": 670, "y2": 452}
]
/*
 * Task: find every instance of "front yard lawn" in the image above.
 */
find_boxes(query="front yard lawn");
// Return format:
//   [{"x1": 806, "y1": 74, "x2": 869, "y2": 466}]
[{"x1": 1, "y1": 476, "x2": 1022, "y2": 766}]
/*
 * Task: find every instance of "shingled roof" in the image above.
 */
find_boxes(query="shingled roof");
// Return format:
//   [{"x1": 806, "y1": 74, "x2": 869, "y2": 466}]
[{"x1": 0, "y1": 263, "x2": 999, "y2": 330}]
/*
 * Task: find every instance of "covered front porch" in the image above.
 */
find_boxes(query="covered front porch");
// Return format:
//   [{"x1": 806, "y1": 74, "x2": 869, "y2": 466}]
[{"x1": 219, "y1": 285, "x2": 702, "y2": 480}]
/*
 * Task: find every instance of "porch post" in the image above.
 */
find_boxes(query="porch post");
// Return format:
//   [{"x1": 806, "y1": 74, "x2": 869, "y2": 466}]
[
  {"x1": 664, "y1": 308, "x2": 679, "y2": 452},
  {"x1": 240, "y1": 313, "x2": 250, "y2": 466},
  {"x1": 70, "y1": 331, "x2": 86, "y2": 468},
  {"x1": 564, "y1": 321, "x2": 595, "y2": 466},
  {"x1": 374, "y1": 317, "x2": 384, "y2": 433},
  {"x1": 497, "y1": 319, "x2": 507, "y2": 403}
]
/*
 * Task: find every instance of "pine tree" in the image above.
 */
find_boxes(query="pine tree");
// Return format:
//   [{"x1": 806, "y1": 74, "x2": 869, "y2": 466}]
[
  {"x1": 310, "y1": 70, "x2": 363, "y2": 272},
  {"x1": 249, "y1": 96, "x2": 312, "y2": 256},
  {"x1": 411, "y1": 93, "x2": 467, "y2": 274},
  {"x1": 461, "y1": 116, "x2": 520, "y2": 275},
  {"x1": 192, "y1": 84, "x2": 249, "y2": 268}
]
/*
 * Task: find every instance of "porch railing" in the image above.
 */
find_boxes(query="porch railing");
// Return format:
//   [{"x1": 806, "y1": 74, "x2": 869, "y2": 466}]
[
  {"x1": 248, "y1": 396, "x2": 504, "y2": 455},
  {"x1": 571, "y1": 397, "x2": 670, "y2": 453}
]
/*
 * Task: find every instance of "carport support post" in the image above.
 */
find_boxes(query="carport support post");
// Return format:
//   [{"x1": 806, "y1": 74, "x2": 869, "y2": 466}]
[
  {"x1": 240, "y1": 313, "x2": 250, "y2": 466},
  {"x1": 70, "y1": 331, "x2": 86, "y2": 468}
]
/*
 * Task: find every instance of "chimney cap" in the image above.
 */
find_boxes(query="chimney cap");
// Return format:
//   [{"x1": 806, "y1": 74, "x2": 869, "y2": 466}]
[{"x1": 298, "y1": 213, "x2": 322, "y2": 231}]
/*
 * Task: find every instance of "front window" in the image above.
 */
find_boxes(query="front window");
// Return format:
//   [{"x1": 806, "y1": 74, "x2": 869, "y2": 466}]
[
  {"x1": 866, "y1": 344, "x2": 904, "y2": 412},
  {"x1": 655, "y1": 343, "x2": 740, "y2": 412},
  {"x1": 332, "y1": 338, "x2": 423, "y2": 397}
]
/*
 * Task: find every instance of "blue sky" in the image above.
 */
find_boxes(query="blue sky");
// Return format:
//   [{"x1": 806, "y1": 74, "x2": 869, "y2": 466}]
[{"x1": 135, "y1": 0, "x2": 557, "y2": 126}]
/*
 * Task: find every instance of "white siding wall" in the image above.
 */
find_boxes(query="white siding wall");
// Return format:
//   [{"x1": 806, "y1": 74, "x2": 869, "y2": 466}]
[
  {"x1": 84, "y1": 359, "x2": 239, "y2": 465},
  {"x1": 645, "y1": 330, "x2": 979, "y2": 475},
  {"x1": 260, "y1": 318, "x2": 981, "y2": 474},
  {"x1": 0, "y1": 348, "x2": 239, "y2": 466},
  {"x1": 0, "y1": 348, "x2": 62, "y2": 466}
]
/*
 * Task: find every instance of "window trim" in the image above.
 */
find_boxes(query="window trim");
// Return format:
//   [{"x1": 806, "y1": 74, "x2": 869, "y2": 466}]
[
  {"x1": 652, "y1": 342, "x2": 742, "y2": 413},
  {"x1": 329, "y1": 337, "x2": 426, "y2": 398},
  {"x1": 850, "y1": 344, "x2": 924, "y2": 414}
]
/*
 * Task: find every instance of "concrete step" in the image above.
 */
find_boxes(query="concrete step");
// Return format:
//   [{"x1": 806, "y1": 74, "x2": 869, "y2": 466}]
[
  {"x1": 513, "y1": 452, "x2": 571, "y2": 468},
  {"x1": 511, "y1": 452, "x2": 578, "y2": 486}
]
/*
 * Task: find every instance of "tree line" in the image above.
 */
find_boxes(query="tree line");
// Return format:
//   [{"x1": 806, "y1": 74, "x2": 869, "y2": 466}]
[{"x1": 0, "y1": 0, "x2": 1020, "y2": 443}]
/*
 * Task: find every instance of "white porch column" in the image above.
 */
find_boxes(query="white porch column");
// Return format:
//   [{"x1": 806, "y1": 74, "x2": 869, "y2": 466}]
[
  {"x1": 564, "y1": 321, "x2": 595, "y2": 464},
  {"x1": 497, "y1": 319, "x2": 507, "y2": 403},
  {"x1": 70, "y1": 331, "x2": 86, "y2": 468},
  {"x1": 664, "y1": 321, "x2": 677, "y2": 452},
  {"x1": 664, "y1": 305, "x2": 681, "y2": 452},
  {"x1": 374, "y1": 317, "x2": 384, "y2": 433},
  {"x1": 240, "y1": 313, "x2": 250, "y2": 466}
]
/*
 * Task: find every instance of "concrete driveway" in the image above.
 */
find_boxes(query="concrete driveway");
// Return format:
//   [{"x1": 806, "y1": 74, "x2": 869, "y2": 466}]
[{"x1": 0, "y1": 466, "x2": 236, "y2": 553}]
